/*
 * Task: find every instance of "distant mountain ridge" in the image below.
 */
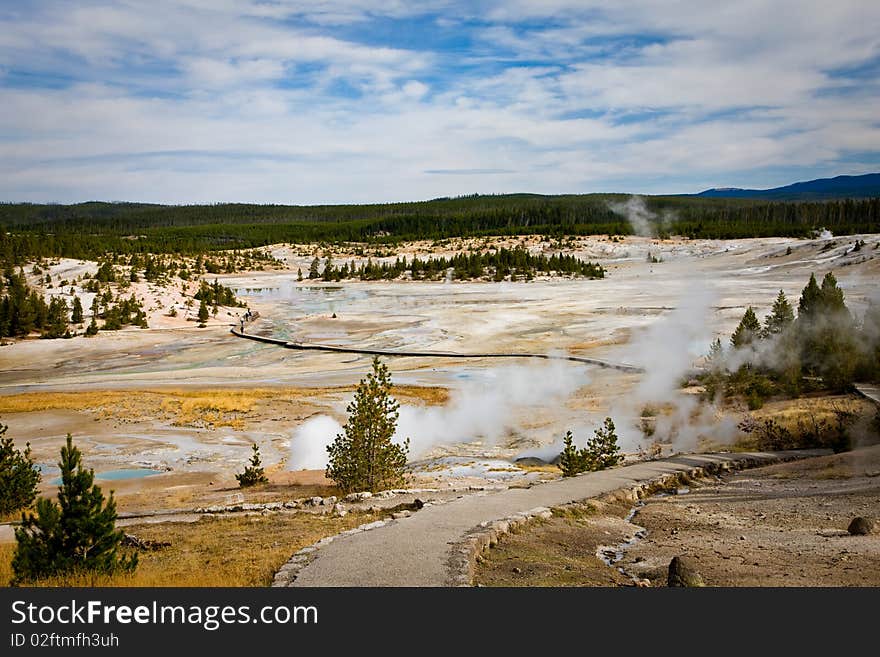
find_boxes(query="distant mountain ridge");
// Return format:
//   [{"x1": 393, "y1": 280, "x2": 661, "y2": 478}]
[{"x1": 695, "y1": 173, "x2": 880, "y2": 200}]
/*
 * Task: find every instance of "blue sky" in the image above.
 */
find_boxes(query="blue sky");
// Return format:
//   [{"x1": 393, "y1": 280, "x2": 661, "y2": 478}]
[{"x1": 1, "y1": 1, "x2": 879, "y2": 204}]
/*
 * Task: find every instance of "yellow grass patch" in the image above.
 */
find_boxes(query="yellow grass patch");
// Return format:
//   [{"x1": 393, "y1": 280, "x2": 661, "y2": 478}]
[
  {"x1": 515, "y1": 463, "x2": 560, "y2": 474},
  {"x1": 0, "y1": 384, "x2": 448, "y2": 430},
  {"x1": 1, "y1": 510, "x2": 386, "y2": 587},
  {"x1": 751, "y1": 394, "x2": 871, "y2": 431}
]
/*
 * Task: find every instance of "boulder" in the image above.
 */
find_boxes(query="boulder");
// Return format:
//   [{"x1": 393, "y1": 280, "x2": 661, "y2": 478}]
[
  {"x1": 667, "y1": 556, "x2": 705, "y2": 587},
  {"x1": 848, "y1": 517, "x2": 875, "y2": 536}
]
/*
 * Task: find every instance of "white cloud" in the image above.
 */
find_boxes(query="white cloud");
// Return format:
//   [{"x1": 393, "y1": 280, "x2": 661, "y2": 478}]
[{"x1": 0, "y1": 1, "x2": 879, "y2": 202}]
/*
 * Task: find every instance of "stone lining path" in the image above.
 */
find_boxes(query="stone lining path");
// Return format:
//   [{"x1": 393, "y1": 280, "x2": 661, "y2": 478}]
[{"x1": 287, "y1": 449, "x2": 828, "y2": 587}]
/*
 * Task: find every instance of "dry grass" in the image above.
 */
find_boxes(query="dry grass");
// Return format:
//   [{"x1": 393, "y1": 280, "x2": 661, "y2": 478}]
[
  {"x1": 751, "y1": 394, "x2": 872, "y2": 431},
  {"x1": 0, "y1": 544, "x2": 14, "y2": 586},
  {"x1": 474, "y1": 500, "x2": 634, "y2": 587},
  {"x1": 0, "y1": 384, "x2": 448, "y2": 430},
  {"x1": 515, "y1": 463, "x2": 560, "y2": 474},
  {"x1": 1, "y1": 509, "x2": 386, "y2": 587}
]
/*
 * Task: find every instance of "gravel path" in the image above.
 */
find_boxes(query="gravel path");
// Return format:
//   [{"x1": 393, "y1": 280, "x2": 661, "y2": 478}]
[{"x1": 290, "y1": 450, "x2": 827, "y2": 586}]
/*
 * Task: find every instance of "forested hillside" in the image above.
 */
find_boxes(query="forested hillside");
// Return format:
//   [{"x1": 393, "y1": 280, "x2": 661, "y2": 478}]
[{"x1": 1, "y1": 194, "x2": 878, "y2": 264}]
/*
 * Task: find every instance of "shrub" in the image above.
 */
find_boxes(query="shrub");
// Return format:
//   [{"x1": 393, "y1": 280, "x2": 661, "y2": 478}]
[{"x1": 12, "y1": 434, "x2": 137, "y2": 584}]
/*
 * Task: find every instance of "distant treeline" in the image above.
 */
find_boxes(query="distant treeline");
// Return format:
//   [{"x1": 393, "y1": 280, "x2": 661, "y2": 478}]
[
  {"x1": 311, "y1": 246, "x2": 604, "y2": 282},
  {"x1": 1, "y1": 194, "x2": 878, "y2": 262}
]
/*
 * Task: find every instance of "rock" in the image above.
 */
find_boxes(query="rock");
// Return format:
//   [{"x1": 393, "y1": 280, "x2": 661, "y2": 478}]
[
  {"x1": 512, "y1": 567, "x2": 522, "y2": 574},
  {"x1": 636, "y1": 579, "x2": 651, "y2": 588},
  {"x1": 122, "y1": 533, "x2": 170, "y2": 551},
  {"x1": 333, "y1": 503, "x2": 347, "y2": 517},
  {"x1": 412, "y1": 498, "x2": 425, "y2": 510},
  {"x1": 391, "y1": 511, "x2": 411, "y2": 520},
  {"x1": 667, "y1": 556, "x2": 705, "y2": 587},
  {"x1": 322, "y1": 496, "x2": 337, "y2": 505},
  {"x1": 359, "y1": 520, "x2": 386, "y2": 531},
  {"x1": 848, "y1": 517, "x2": 874, "y2": 536},
  {"x1": 305, "y1": 496, "x2": 323, "y2": 506},
  {"x1": 344, "y1": 491, "x2": 372, "y2": 502}
]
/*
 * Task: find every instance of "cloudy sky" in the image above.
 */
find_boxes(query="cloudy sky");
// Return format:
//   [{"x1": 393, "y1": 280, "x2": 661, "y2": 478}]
[{"x1": 2, "y1": 1, "x2": 879, "y2": 204}]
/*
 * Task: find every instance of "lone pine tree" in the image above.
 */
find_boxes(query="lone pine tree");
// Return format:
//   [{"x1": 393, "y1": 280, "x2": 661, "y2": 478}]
[
  {"x1": 236, "y1": 443, "x2": 268, "y2": 488},
  {"x1": 326, "y1": 357, "x2": 409, "y2": 493},
  {"x1": 12, "y1": 434, "x2": 136, "y2": 583}
]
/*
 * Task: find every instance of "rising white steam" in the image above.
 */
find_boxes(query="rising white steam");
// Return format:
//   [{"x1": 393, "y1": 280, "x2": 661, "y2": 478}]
[
  {"x1": 399, "y1": 358, "x2": 587, "y2": 457},
  {"x1": 288, "y1": 415, "x2": 342, "y2": 470},
  {"x1": 605, "y1": 282, "x2": 741, "y2": 451},
  {"x1": 288, "y1": 359, "x2": 589, "y2": 469},
  {"x1": 609, "y1": 196, "x2": 657, "y2": 237}
]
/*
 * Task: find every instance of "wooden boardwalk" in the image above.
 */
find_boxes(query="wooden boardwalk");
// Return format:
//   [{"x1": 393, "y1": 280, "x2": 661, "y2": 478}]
[{"x1": 229, "y1": 326, "x2": 645, "y2": 373}]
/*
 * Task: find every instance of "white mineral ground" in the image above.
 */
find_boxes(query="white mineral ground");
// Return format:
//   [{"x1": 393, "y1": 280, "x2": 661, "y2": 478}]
[{"x1": 1, "y1": 234, "x2": 878, "y2": 525}]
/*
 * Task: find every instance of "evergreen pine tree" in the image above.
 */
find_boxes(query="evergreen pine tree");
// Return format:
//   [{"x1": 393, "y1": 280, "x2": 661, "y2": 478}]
[
  {"x1": 0, "y1": 422, "x2": 40, "y2": 516},
  {"x1": 797, "y1": 273, "x2": 822, "y2": 320},
  {"x1": 558, "y1": 431, "x2": 585, "y2": 477},
  {"x1": 297, "y1": 268, "x2": 303, "y2": 282},
  {"x1": 326, "y1": 357, "x2": 409, "y2": 493},
  {"x1": 819, "y1": 272, "x2": 846, "y2": 312},
  {"x1": 235, "y1": 444, "x2": 268, "y2": 487},
  {"x1": 584, "y1": 417, "x2": 624, "y2": 470},
  {"x1": 12, "y1": 434, "x2": 136, "y2": 583},
  {"x1": 321, "y1": 255, "x2": 334, "y2": 281},
  {"x1": 70, "y1": 296, "x2": 84, "y2": 324},
  {"x1": 730, "y1": 307, "x2": 761, "y2": 348},
  {"x1": 308, "y1": 257, "x2": 320, "y2": 279},
  {"x1": 85, "y1": 313, "x2": 99, "y2": 336},
  {"x1": 42, "y1": 297, "x2": 68, "y2": 339},
  {"x1": 197, "y1": 297, "x2": 209, "y2": 325},
  {"x1": 763, "y1": 290, "x2": 794, "y2": 337}
]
